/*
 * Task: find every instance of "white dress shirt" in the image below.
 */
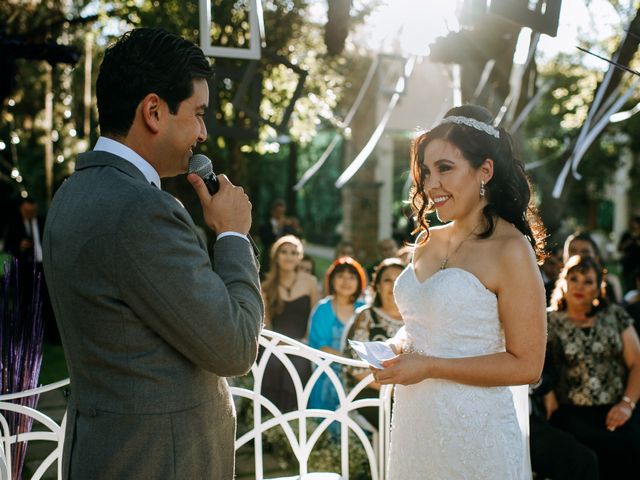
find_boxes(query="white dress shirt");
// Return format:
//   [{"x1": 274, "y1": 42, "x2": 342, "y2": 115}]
[
  {"x1": 94, "y1": 136, "x2": 161, "y2": 188},
  {"x1": 93, "y1": 136, "x2": 247, "y2": 243}
]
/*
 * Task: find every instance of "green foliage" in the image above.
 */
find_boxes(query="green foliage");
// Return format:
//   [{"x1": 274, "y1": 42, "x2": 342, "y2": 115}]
[
  {"x1": 294, "y1": 132, "x2": 345, "y2": 244},
  {"x1": 518, "y1": 49, "x2": 640, "y2": 236},
  {"x1": 1, "y1": 0, "x2": 374, "y2": 243},
  {"x1": 39, "y1": 343, "x2": 69, "y2": 385},
  {"x1": 1, "y1": 2, "x2": 95, "y2": 205}
]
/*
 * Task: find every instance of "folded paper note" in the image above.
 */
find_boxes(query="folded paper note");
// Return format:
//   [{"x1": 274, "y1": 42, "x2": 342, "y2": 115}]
[{"x1": 348, "y1": 340, "x2": 396, "y2": 369}]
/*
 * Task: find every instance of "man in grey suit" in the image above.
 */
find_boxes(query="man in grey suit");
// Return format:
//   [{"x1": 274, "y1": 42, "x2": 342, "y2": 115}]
[{"x1": 43, "y1": 28, "x2": 264, "y2": 479}]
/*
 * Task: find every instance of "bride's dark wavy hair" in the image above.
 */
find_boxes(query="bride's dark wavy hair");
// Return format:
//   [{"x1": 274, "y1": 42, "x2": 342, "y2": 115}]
[{"x1": 409, "y1": 104, "x2": 546, "y2": 262}]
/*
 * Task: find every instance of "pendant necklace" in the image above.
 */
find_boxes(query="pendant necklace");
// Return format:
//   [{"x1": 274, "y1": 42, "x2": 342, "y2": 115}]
[
  {"x1": 279, "y1": 274, "x2": 298, "y2": 297},
  {"x1": 440, "y1": 224, "x2": 481, "y2": 270}
]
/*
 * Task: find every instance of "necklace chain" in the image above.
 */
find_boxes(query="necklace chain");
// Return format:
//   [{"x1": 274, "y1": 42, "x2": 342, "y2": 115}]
[
  {"x1": 279, "y1": 273, "x2": 298, "y2": 296},
  {"x1": 440, "y1": 225, "x2": 481, "y2": 270}
]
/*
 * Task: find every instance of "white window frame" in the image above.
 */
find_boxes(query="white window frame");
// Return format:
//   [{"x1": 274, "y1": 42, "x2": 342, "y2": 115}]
[{"x1": 199, "y1": 0, "x2": 264, "y2": 60}]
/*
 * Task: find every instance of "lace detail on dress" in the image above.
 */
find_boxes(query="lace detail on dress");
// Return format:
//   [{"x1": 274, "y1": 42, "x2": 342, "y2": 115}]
[{"x1": 387, "y1": 266, "x2": 529, "y2": 480}]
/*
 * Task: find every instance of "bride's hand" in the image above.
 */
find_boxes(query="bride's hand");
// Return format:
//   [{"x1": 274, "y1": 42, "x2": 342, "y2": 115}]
[
  {"x1": 371, "y1": 353, "x2": 430, "y2": 386},
  {"x1": 386, "y1": 338, "x2": 404, "y2": 355}
]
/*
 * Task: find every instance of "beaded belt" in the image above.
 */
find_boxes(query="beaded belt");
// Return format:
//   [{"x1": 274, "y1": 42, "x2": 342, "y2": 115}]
[{"x1": 403, "y1": 341, "x2": 425, "y2": 355}]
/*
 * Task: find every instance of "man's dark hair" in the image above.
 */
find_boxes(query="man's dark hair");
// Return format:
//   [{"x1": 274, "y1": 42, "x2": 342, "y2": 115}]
[{"x1": 96, "y1": 28, "x2": 213, "y2": 137}]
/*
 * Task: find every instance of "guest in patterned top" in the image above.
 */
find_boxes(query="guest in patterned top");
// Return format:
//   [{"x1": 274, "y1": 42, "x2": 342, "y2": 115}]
[
  {"x1": 343, "y1": 258, "x2": 405, "y2": 427},
  {"x1": 545, "y1": 255, "x2": 640, "y2": 478}
]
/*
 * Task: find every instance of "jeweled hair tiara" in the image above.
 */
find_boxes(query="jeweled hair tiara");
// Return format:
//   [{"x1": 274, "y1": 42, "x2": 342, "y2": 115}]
[{"x1": 441, "y1": 115, "x2": 500, "y2": 139}]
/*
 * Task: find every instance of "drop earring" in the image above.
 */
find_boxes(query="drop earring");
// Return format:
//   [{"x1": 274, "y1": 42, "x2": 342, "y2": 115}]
[{"x1": 480, "y1": 180, "x2": 486, "y2": 197}]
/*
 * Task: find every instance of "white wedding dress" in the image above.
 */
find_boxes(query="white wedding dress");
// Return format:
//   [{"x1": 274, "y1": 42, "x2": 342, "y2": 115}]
[{"x1": 387, "y1": 265, "x2": 531, "y2": 479}]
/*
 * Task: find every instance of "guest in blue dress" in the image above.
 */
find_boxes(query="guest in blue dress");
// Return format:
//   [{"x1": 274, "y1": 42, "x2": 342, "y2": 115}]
[{"x1": 308, "y1": 257, "x2": 366, "y2": 411}]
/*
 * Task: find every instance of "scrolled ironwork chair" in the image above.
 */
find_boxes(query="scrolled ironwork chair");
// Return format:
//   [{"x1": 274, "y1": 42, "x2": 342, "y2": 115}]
[
  {"x1": 231, "y1": 329, "x2": 392, "y2": 480},
  {"x1": 0, "y1": 379, "x2": 69, "y2": 480},
  {"x1": 0, "y1": 331, "x2": 392, "y2": 480}
]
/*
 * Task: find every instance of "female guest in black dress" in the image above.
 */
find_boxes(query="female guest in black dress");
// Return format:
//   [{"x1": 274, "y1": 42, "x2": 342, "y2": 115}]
[
  {"x1": 261, "y1": 235, "x2": 319, "y2": 411},
  {"x1": 546, "y1": 255, "x2": 640, "y2": 478}
]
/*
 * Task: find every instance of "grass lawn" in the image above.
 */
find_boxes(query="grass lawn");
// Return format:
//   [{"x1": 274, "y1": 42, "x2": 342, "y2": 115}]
[{"x1": 39, "y1": 342, "x2": 69, "y2": 385}]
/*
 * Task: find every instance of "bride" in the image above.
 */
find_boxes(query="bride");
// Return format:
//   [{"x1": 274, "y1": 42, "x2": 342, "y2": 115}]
[{"x1": 373, "y1": 105, "x2": 547, "y2": 479}]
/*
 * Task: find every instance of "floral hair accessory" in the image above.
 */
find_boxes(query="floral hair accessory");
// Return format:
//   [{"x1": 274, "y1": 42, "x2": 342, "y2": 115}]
[{"x1": 441, "y1": 115, "x2": 500, "y2": 139}]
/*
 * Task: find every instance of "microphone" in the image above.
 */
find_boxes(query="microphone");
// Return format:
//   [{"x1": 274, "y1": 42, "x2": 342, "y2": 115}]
[
  {"x1": 188, "y1": 154, "x2": 219, "y2": 195},
  {"x1": 188, "y1": 154, "x2": 261, "y2": 261}
]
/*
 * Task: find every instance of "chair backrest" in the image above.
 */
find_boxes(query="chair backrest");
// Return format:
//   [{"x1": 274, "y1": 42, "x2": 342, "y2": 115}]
[
  {"x1": 231, "y1": 329, "x2": 392, "y2": 480},
  {"x1": 0, "y1": 331, "x2": 392, "y2": 480},
  {"x1": 0, "y1": 444, "x2": 8, "y2": 480},
  {"x1": 0, "y1": 379, "x2": 69, "y2": 480}
]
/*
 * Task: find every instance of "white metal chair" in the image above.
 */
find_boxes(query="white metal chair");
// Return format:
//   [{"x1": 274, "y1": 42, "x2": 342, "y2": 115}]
[
  {"x1": 0, "y1": 443, "x2": 8, "y2": 480},
  {"x1": 0, "y1": 331, "x2": 392, "y2": 480},
  {"x1": 0, "y1": 379, "x2": 69, "y2": 480},
  {"x1": 231, "y1": 329, "x2": 392, "y2": 480}
]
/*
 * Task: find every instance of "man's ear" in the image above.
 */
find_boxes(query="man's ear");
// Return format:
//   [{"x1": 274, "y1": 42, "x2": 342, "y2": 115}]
[
  {"x1": 140, "y1": 93, "x2": 162, "y2": 133},
  {"x1": 481, "y1": 158, "x2": 494, "y2": 183}
]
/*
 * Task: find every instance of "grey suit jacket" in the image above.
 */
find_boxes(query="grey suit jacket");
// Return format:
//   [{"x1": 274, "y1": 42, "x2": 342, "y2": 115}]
[{"x1": 43, "y1": 151, "x2": 264, "y2": 479}]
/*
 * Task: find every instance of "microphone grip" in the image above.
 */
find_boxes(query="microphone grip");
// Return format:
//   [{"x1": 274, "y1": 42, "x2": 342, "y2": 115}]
[
  {"x1": 204, "y1": 172, "x2": 260, "y2": 262},
  {"x1": 203, "y1": 173, "x2": 219, "y2": 195}
]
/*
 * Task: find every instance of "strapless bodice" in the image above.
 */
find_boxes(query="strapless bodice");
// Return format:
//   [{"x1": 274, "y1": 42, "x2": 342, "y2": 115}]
[{"x1": 394, "y1": 265, "x2": 505, "y2": 358}]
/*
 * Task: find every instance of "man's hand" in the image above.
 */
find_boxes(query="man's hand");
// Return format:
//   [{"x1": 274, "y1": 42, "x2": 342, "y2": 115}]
[{"x1": 187, "y1": 173, "x2": 252, "y2": 234}]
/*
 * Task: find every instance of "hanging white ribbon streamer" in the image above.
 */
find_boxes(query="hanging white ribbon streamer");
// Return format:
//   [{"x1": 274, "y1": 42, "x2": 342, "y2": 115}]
[
  {"x1": 552, "y1": 77, "x2": 640, "y2": 198},
  {"x1": 502, "y1": 31, "x2": 540, "y2": 128},
  {"x1": 471, "y1": 59, "x2": 496, "y2": 102},
  {"x1": 509, "y1": 82, "x2": 551, "y2": 134},
  {"x1": 552, "y1": 29, "x2": 636, "y2": 199},
  {"x1": 335, "y1": 92, "x2": 401, "y2": 188},
  {"x1": 342, "y1": 56, "x2": 381, "y2": 128},
  {"x1": 335, "y1": 56, "x2": 416, "y2": 189},
  {"x1": 570, "y1": 78, "x2": 640, "y2": 179},
  {"x1": 609, "y1": 100, "x2": 640, "y2": 122},
  {"x1": 293, "y1": 135, "x2": 341, "y2": 191},
  {"x1": 451, "y1": 63, "x2": 462, "y2": 107},
  {"x1": 293, "y1": 56, "x2": 380, "y2": 191},
  {"x1": 551, "y1": 154, "x2": 575, "y2": 199},
  {"x1": 573, "y1": 50, "x2": 620, "y2": 150},
  {"x1": 525, "y1": 137, "x2": 570, "y2": 171}
]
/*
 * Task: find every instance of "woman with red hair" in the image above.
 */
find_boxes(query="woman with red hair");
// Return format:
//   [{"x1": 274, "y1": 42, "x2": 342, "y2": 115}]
[{"x1": 307, "y1": 257, "x2": 366, "y2": 411}]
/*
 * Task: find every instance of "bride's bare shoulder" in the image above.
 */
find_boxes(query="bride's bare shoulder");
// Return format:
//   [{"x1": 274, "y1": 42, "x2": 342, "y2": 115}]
[{"x1": 491, "y1": 219, "x2": 538, "y2": 265}]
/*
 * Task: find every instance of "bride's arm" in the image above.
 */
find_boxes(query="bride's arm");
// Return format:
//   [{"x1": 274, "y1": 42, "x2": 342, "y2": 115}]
[{"x1": 375, "y1": 236, "x2": 546, "y2": 387}]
